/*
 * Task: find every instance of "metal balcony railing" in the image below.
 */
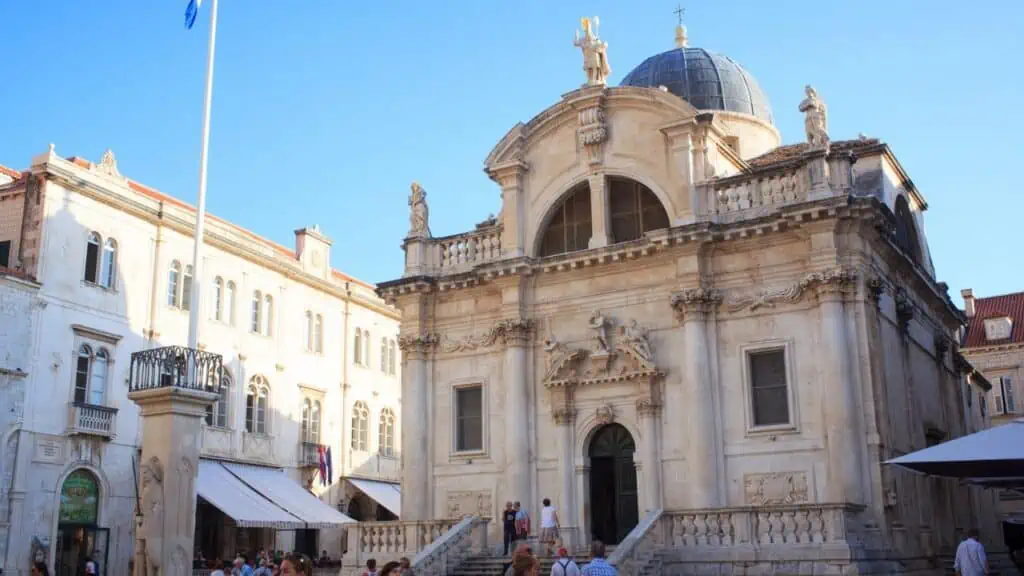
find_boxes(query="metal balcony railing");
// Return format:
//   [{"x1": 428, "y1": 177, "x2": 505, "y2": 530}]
[
  {"x1": 68, "y1": 402, "x2": 118, "y2": 438},
  {"x1": 300, "y1": 441, "x2": 321, "y2": 468},
  {"x1": 129, "y1": 345, "x2": 223, "y2": 393}
]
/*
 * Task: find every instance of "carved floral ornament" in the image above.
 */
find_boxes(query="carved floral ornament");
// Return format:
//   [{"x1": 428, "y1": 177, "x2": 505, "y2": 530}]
[{"x1": 439, "y1": 319, "x2": 535, "y2": 353}]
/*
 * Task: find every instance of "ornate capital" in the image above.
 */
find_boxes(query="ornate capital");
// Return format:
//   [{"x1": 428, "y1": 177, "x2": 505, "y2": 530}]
[
  {"x1": 635, "y1": 398, "x2": 661, "y2": 417},
  {"x1": 670, "y1": 287, "x2": 722, "y2": 321},
  {"x1": 867, "y1": 276, "x2": 885, "y2": 305},
  {"x1": 398, "y1": 333, "x2": 439, "y2": 359},
  {"x1": 893, "y1": 287, "x2": 913, "y2": 332},
  {"x1": 501, "y1": 319, "x2": 535, "y2": 348},
  {"x1": 553, "y1": 407, "x2": 577, "y2": 426},
  {"x1": 807, "y1": 266, "x2": 858, "y2": 300},
  {"x1": 934, "y1": 334, "x2": 950, "y2": 365}
]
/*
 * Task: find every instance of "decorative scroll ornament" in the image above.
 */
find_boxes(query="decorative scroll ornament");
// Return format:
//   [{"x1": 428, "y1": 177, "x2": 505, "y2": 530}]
[
  {"x1": 440, "y1": 319, "x2": 535, "y2": 352},
  {"x1": 721, "y1": 267, "x2": 858, "y2": 312},
  {"x1": 635, "y1": 397, "x2": 661, "y2": 417},
  {"x1": 893, "y1": 287, "x2": 914, "y2": 332},
  {"x1": 407, "y1": 182, "x2": 430, "y2": 239},
  {"x1": 577, "y1": 103, "x2": 608, "y2": 165}
]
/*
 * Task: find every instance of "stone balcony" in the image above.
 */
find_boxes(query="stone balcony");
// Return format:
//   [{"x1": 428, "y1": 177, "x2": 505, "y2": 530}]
[{"x1": 67, "y1": 402, "x2": 117, "y2": 439}]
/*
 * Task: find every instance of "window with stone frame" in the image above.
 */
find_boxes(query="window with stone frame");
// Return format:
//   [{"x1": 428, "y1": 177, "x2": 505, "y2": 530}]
[
  {"x1": 379, "y1": 407, "x2": 396, "y2": 457},
  {"x1": 893, "y1": 195, "x2": 922, "y2": 265},
  {"x1": 351, "y1": 401, "x2": 369, "y2": 451},
  {"x1": 73, "y1": 344, "x2": 110, "y2": 406},
  {"x1": 608, "y1": 177, "x2": 670, "y2": 244},
  {"x1": 303, "y1": 311, "x2": 313, "y2": 352},
  {"x1": 99, "y1": 238, "x2": 117, "y2": 289},
  {"x1": 380, "y1": 337, "x2": 388, "y2": 372},
  {"x1": 245, "y1": 375, "x2": 270, "y2": 434},
  {"x1": 182, "y1": 265, "x2": 194, "y2": 311},
  {"x1": 388, "y1": 339, "x2": 397, "y2": 375},
  {"x1": 363, "y1": 329, "x2": 371, "y2": 366},
  {"x1": 454, "y1": 384, "x2": 484, "y2": 452},
  {"x1": 747, "y1": 347, "x2": 791, "y2": 428},
  {"x1": 539, "y1": 182, "x2": 592, "y2": 257},
  {"x1": 301, "y1": 397, "x2": 322, "y2": 444},
  {"x1": 205, "y1": 371, "x2": 231, "y2": 428},
  {"x1": 251, "y1": 290, "x2": 262, "y2": 333},
  {"x1": 314, "y1": 314, "x2": 324, "y2": 354},
  {"x1": 84, "y1": 232, "x2": 101, "y2": 283},
  {"x1": 353, "y1": 327, "x2": 362, "y2": 365},
  {"x1": 211, "y1": 277, "x2": 224, "y2": 321}
]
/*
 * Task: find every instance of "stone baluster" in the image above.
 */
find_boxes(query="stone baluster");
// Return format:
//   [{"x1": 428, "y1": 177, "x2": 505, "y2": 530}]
[{"x1": 398, "y1": 333, "x2": 437, "y2": 521}]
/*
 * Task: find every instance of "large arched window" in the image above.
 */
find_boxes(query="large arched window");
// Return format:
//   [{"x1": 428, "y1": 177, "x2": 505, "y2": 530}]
[
  {"x1": 74, "y1": 344, "x2": 110, "y2": 406},
  {"x1": 539, "y1": 182, "x2": 592, "y2": 257},
  {"x1": 84, "y1": 233, "x2": 101, "y2": 283},
  {"x1": 100, "y1": 239, "x2": 117, "y2": 288},
  {"x1": 205, "y1": 372, "x2": 231, "y2": 428},
  {"x1": 182, "y1": 265, "x2": 194, "y2": 311},
  {"x1": 351, "y1": 401, "x2": 369, "y2": 451},
  {"x1": 212, "y1": 277, "x2": 224, "y2": 321},
  {"x1": 89, "y1": 349, "x2": 108, "y2": 405},
  {"x1": 246, "y1": 375, "x2": 269, "y2": 434},
  {"x1": 353, "y1": 327, "x2": 362, "y2": 365},
  {"x1": 379, "y1": 407, "x2": 396, "y2": 457},
  {"x1": 608, "y1": 177, "x2": 670, "y2": 243},
  {"x1": 894, "y1": 195, "x2": 922, "y2": 265},
  {"x1": 168, "y1": 261, "x2": 181, "y2": 307}
]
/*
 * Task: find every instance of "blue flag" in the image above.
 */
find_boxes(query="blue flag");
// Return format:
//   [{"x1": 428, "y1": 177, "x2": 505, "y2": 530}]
[{"x1": 185, "y1": 0, "x2": 202, "y2": 30}]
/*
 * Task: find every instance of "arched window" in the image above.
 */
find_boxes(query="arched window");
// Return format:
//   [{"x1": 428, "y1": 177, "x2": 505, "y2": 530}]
[
  {"x1": 303, "y1": 311, "x2": 313, "y2": 351},
  {"x1": 351, "y1": 401, "x2": 369, "y2": 451},
  {"x1": 206, "y1": 372, "x2": 230, "y2": 428},
  {"x1": 226, "y1": 281, "x2": 236, "y2": 325},
  {"x1": 539, "y1": 182, "x2": 592, "y2": 257},
  {"x1": 89, "y1": 349, "x2": 109, "y2": 405},
  {"x1": 353, "y1": 328, "x2": 362, "y2": 365},
  {"x1": 608, "y1": 177, "x2": 670, "y2": 243},
  {"x1": 167, "y1": 261, "x2": 181, "y2": 307},
  {"x1": 379, "y1": 407, "x2": 396, "y2": 457},
  {"x1": 99, "y1": 239, "x2": 117, "y2": 288},
  {"x1": 84, "y1": 233, "x2": 101, "y2": 283},
  {"x1": 182, "y1": 265, "x2": 194, "y2": 311},
  {"x1": 74, "y1": 344, "x2": 92, "y2": 404},
  {"x1": 246, "y1": 375, "x2": 269, "y2": 434},
  {"x1": 380, "y1": 337, "x2": 388, "y2": 372},
  {"x1": 894, "y1": 195, "x2": 922, "y2": 265},
  {"x1": 314, "y1": 315, "x2": 323, "y2": 354},
  {"x1": 310, "y1": 400, "x2": 321, "y2": 444},
  {"x1": 73, "y1": 345, "x2": 110, "y2": 406},
  {"x1": 251, "y1": 291, "x2": 262, "y2": 333},
  {"x1": 263, "y1": 294, "x2": 273, "y2": 336},
  {"x1": 212, "y1": 277, "x2": 224, "y2": 321},
  {"x1": 388, "y1": 340, "x2": 397, "y2": 375},
  {"x1": 363, "y1": 330, "x2": 371, "y2": 366},
  {"x1": 301, "y1": 398, "x2": 312, "y2": 442}
]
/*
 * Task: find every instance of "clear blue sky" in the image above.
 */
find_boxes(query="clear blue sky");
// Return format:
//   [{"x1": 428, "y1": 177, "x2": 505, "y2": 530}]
[{"x1": 2, "y1": 1, "x2": 1020, "y2": 303}]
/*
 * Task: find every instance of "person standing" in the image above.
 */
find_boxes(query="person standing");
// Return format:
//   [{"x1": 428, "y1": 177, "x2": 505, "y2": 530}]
[
  {"x1": 503, "y1": 502, "x2": 519, "y2": 555},
  {"x1": 581, "y1": 541, "x2": 616, "y2": 576},
  {"x1": 551, "y1": 547, "x2": 580, "y2": 576},
  {"x1": 515, "y1": 501, "x2": 531, "y2": 543},
  {"x1": 954, "y1": 529, "x2": 989, "y2": 576},
  {"x1": 539, "y1": 498, "x2": 560, "y2": 556}
]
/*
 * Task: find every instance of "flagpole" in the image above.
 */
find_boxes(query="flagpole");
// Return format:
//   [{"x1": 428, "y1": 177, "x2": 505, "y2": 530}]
[{"x1": 188, "y1": 0, "x2": 219, "y2": 351}]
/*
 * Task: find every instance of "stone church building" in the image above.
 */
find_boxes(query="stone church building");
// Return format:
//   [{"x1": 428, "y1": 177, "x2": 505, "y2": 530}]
[{"x1": 379, "y1": 18, "x2": 1000, "y2": 573}]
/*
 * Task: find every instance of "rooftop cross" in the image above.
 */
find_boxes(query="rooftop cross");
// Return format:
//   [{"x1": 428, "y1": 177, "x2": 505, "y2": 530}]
[
  {"x1": 674, "y1": 4, "x2": 685, "y2": 26},
  {"x1": 673, "y1": 4, "x2": 689, "y2": 48}
]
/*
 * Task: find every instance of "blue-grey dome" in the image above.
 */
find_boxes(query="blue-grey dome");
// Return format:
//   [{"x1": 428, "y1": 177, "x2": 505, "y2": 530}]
[{"x1": 621, "y1": 47, "x2": 773, "y2": 124}]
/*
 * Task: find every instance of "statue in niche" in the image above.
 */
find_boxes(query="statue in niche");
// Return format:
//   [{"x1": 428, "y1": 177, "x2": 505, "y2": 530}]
[
  {"x1": 621, "y1": 319, "x2": 652, "y2": 362},
  {"x1": 140, "y1": 456, "x2": 164, "y2": 575},
  {"x1": 408, "y1": 182, "x2": 430, "y2": 238},
  {"x1": 799, "y1": 85, "x2": 829, "y2": 149},
  {"x1": 573, "y1": 17, "x2": 611, "y2": 87},
  {"x1": 589, "y1": 310, "x2": 610, "y2": 353}
]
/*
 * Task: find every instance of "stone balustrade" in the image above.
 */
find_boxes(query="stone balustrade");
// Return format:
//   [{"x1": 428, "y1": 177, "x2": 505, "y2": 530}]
[
  {"x1": 713, "y1": 169, "x2": 807, "y2": 216},
  {"x1": 609, "y1": 509, "x2": 664, "y2": 575},
  {"x1": 67, "y1": 402, "x2": 117, "y2": 439},
  {"x1": 410, "y1": 516, "x2": 489, "y2": 575},
  {"x1": 435, "y1": 226, "x2": 503, "y2": 272},
  {"x1": 665, "y1": 504, "x2": 858, "y2": 547},
  {"x1": 342, "y1": 519, "x2": 458, "y2": 573}
]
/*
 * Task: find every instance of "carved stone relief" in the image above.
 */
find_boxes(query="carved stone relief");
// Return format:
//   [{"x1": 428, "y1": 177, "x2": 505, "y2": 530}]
[
  {"x1": 446, "y1": 490, "x2": 493, "y2": 519},
  {"x1": 595, "y1": 404, "x2": 616, "y2": 425},
  {"x1": 440, "y1": 319, "x2": 535, "y2": 353},
  {"x1": 542, "y1": 313, "x2": 660, "y2": 388},
  {"x1": 743, "y1": 472, "x2": 810, "y2": 506},
  {"x1": 92, "y1": 149, "x2": 125, "y2": 180},
  {"x1": 140, "y1": 456, "x2": 165, "y2": 572}
]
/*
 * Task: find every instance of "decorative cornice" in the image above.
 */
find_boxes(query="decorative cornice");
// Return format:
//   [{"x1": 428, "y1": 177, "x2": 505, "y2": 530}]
[
  {"x1": 553, "y1": 407, "x2": 577, "y2": 426},
  {"x1": 71, "y1": 324, "x2": 123, "y2": 345},
  {"x1": 669, "y1": 287, "x2": 722, "y2": 321}
]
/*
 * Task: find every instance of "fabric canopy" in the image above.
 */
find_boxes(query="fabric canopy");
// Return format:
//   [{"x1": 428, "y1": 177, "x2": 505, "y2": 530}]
[
  {"x1": 347, "y1": 477, "x2": 401, "y2": 517},
  {"x1": 886, "y1": 419, "x2": 1024, "y2": 478},
  {"x1": 197, "y1": 460, "x2": 305, "y2": 529},
  {"x1": 223, "y1": 462, "x2": 354, "y2": 528}
]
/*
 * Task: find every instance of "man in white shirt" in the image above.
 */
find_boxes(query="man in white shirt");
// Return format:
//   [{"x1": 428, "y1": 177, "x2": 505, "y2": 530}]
[
  {"x1": 954, "y1": 529, "x2": 988, "y2": 576},
  {"x1": 551, "y1": 547, "x2": 580, "y2": 576}
]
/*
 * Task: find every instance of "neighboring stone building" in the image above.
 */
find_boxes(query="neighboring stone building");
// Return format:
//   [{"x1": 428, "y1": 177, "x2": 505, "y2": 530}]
[
  {"x1": 960, "y1": 288, "x2": 1024, "y2": 544},
  {"x1": 378, "y1": 18, "x2": 1002, "y2": 574},
  {"x1": 0, "y1": 148, "x2": 402, "y2": 575}
]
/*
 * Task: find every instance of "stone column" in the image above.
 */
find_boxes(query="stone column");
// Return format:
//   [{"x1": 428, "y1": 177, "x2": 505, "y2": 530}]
[
  {"x1": 670, "y1": 288, "x2": 722, "y2": 508},
  {"x1": 399, "y1": 334, "x2": 435, "y2": 521},
  {"x1": 636, "y1": 398, "x2": 663, "y2": 511},
  {"x1": 487, "y1": 161, "x2": 529, "y2": 258},
  {"x1": 815, "y1": 269, "x2": 863, "y2": 504},
  {"x1": 587, "y1": 174, "x2": 610, "y2": 248},
  {"x1": 128, "y1": 385, "x2": 218, "y2": 576},
  {"x1": 554, "y1": 407, "x2": 578, "y2": 549},
  {"x1": 503, "y1": 321, "x2": 533, "y2": 506}
]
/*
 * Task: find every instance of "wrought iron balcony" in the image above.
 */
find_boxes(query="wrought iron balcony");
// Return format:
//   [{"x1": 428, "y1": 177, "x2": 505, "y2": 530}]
[
  {"x1": 129, "y1": 345, "x2": 223, "y2": 393},
  {"x1": 68, "y1": 402, "x2": 118, "y2": 439},
  {"x1": 300, "y1": 441, "x2": 321, "y2": 468}
]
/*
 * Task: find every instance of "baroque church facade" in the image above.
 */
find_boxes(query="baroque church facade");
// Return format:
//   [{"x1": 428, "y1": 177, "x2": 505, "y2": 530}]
[{"x1": 379, "y1": 18, "x2": 999, "y2": 573}]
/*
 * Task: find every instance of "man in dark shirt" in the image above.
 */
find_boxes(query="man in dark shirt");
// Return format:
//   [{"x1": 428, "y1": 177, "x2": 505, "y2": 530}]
[{"x1": 502, "y1": 501, "x2": 518, "y2": 555}]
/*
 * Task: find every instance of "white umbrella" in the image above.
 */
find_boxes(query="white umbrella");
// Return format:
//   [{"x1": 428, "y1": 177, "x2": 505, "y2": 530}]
[{"x1": 885, "y1": 419, "x2": 1024, "y2": 478}]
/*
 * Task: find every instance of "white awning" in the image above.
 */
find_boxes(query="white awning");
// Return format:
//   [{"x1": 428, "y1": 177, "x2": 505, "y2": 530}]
[
  {"x1": 347, "y1": 477, "x2": 401, "y2": 517},
  {"x1": 197, "y1": 460, "x2": 305, "y2": 529},
  {"x1": 223, "y1": 462, "x2": 354, "y2": 528}
]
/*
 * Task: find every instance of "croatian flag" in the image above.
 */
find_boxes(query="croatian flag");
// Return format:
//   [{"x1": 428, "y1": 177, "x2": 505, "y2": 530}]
[{"x1": 185, "y1": 0, "x2": 202, "y2": 29}]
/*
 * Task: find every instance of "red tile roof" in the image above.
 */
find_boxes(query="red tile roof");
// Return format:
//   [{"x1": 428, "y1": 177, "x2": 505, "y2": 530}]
[
  {"x1": 963, "y1": 291, "x2": 1024, "y2": 348},
  {"x1": 746, "y1": 138, "x2": 882, "y2": 169},
  {"x1": 0, "y1": 164, "x2": 22, "y2": 179}
]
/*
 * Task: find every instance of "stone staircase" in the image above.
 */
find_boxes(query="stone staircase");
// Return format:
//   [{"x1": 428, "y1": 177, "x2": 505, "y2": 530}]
[{"x1": 448, "y1": 550, "x2": 593, "y2": 575}]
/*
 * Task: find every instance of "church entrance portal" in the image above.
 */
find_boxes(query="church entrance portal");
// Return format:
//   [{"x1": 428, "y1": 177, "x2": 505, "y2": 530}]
[{"x1": 588, "y1": 423, "x2": 638, "y2": 544}]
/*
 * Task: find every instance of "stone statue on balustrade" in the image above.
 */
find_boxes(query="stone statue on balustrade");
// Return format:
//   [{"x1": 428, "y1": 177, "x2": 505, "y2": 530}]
[
  {"x1": 589, "y1": 310, "x2": 610, "y2": 353},
  {"x1": 408, "y1": 182, "x2": 430, "y2": 239},
  {"x1": 574, "y1": 17, "x2": 611, "y2": 87},
  {"x1": 799, "y1": 85, "x2": 829, "y2": 150}
]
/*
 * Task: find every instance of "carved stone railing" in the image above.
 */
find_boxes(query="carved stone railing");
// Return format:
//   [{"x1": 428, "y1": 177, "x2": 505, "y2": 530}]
[
  {"x1": 434, "y1": 226, "x2": 502, "y2": 272},
  {"x1": 342, "y1": 519, "x2": 459, "y2": 572},
  {"x1": 609, "y1": 509, "x2": 663, "y2": 575},
  {"x1": 664, "y1": 504, "x2": 860, "y2": 547},
  {"x1": 410, "y1": 516, "x2": 489, "y2": 575},
  {"x1": 713, "y1": 168, "x2": 808, "y2": 216},
  {"x1": 67, "y1": 402, "x2": 118, "y2": 439}
]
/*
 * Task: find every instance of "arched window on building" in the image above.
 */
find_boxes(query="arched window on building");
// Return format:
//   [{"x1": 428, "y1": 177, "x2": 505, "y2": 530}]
[
  {"x1": 301, "y1": 398, "x2": 312, "y2": 442},
  {"x1": 99, "y1": 238, "x2": 117, "y2": 288},
  {"x1": 353, "y1": 327, "x2": 362, "y2": 365},
  {"x1": 310, "y1": 399, "x2": 321, "y2": 444},
  {"x1": 303, "y1": 311, "x2": 313, "y2": 351},
  {"x1": 894, "y1": 195, "x2": 922, "y2": 265},
  {"x1": 246, "y1": 375, "x2": 269, "y2": 434},
  {"x1": 251, "y1": 291, "x2": 262, "y2": 333},
  {"x1": 388, "y1": 339, "x2": 397, "y2": 375},
  {"x1": 74, "y1": 345, "x2": 110, "y2": 406},
  {"x1": 167, "y1": 261, "x2": 181, "y2": 307},
  {"x1": 314, "y1": 314, "x2": 323, "y2": 354},
  {"x1": 380, "y1": 337, "x2": 388, "y2": 372},
  {"x1": 351, "y1": 401, "x2": 369, "y2": 451},
  {"x1": 539, "y1": 182, "x2": 593, "y2": 257},
  {"x1": 379, "y1": 407, "x2": 396, "y2": 457},
  {"x1": 608, "y1": 177, "x2": 670, "y2": 243},
  {"x1": 363, "y1": 329, "x2": 371, "y2": 366},
  {"x1": 212, "y1": 277, "x2": 224, "y2": 321},
  {"x1": 226, "y1": 281, "x2": 236, "y2": 325},
  {"x1": 182, "y1": 265, "x2": 194, "y2": 311},
  {"x1": 263, "y1": 294, "x2": 273, "y2": 336},
  {"x1": 205, "y1": 371, "x2": 230, "y2": 428},
  {"x1": 84, "y1": 232, "x2": 101, "y2": 283}
]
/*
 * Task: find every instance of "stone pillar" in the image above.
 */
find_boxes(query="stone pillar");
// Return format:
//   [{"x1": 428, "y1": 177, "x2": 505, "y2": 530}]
[
  {"x1": 554, "y1": 407, "x2": 578, "y2": 550},
  {"x1": 399, "y1": 334, "x2": 435, "y2": 521},
  {"x1": 670, "y1": 288, "x2": 722, "y2": 508},
  {"x1": 636, "y1": 399, "x2": 663, "y2": 511},
  {"x1": 806, "y1": 148, "x2": 832, "y2": 200},
  {"x1": 815, "y1": 270, "x2": 863, "y2": 504},
  {"x1": 128, "y1": 385, "x2": 218, "y2": 576},
  {"x1": 587, "y1": 173, "x2": 610, "y2": 248},
  {"x1": 487, "y1": 161, "x2": 529, "y2": 258},
  {"x1": 503, "y1": 321, "x2": 533, "y2": 506}
]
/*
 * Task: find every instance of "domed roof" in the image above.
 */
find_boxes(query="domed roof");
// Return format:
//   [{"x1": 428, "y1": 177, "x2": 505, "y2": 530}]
[{"x1": 621, "y1": 47, "x2": 773, "y2": 124}]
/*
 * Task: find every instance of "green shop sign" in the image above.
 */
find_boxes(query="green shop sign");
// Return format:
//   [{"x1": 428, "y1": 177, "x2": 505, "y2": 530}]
[{"x1": 59, "y1": 470, "x2": 98, "y2": 524}]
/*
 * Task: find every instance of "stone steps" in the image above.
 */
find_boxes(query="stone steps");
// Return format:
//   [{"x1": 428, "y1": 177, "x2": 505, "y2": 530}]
[{"x1": 449, "y1": 553, "x2": 593, "y2": 576}]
